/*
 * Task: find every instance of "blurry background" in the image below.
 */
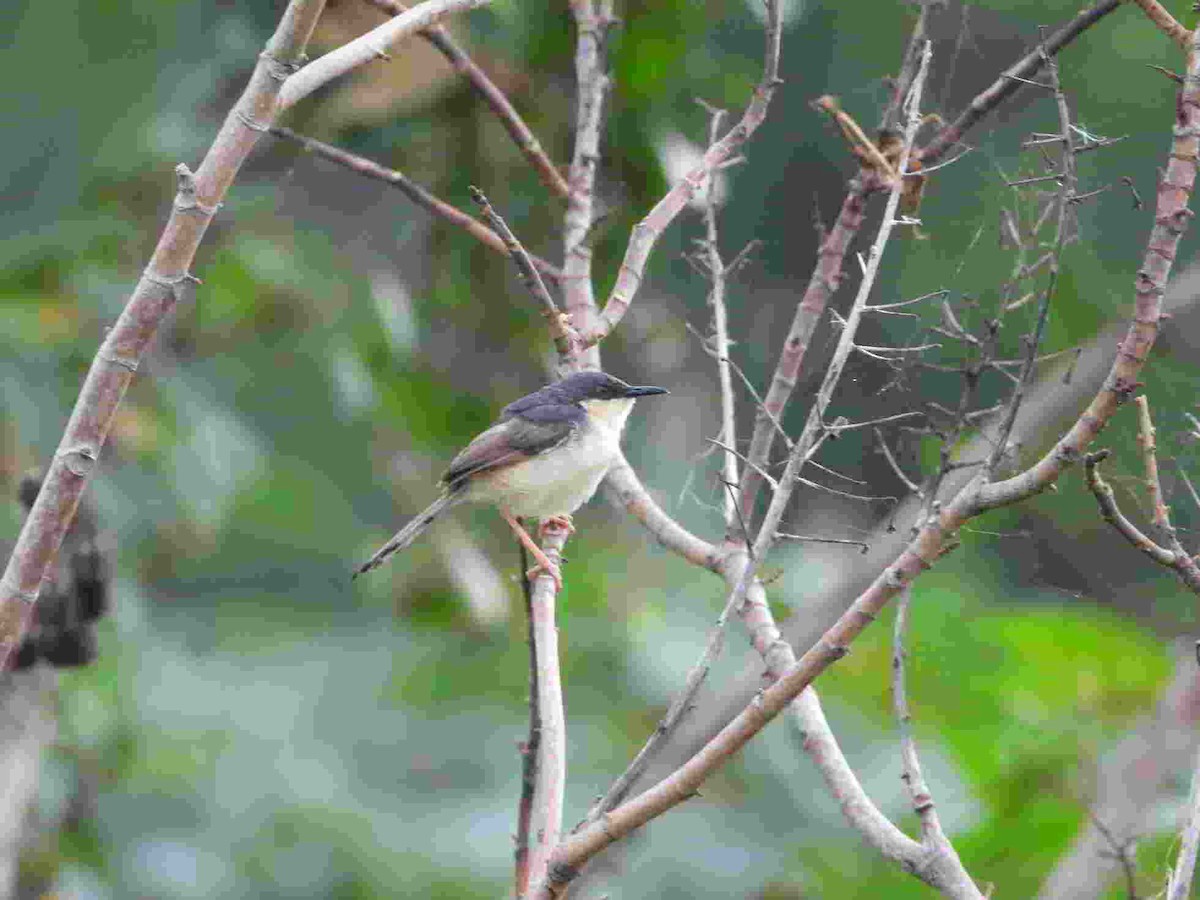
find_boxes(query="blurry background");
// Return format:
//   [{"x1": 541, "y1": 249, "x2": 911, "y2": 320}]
[{"x1": 4, "y1": 0, "x2": 1200, "y2": 896}]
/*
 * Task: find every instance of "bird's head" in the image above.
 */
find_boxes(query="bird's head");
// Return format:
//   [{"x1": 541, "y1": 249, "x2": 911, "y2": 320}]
[
  {"x1": 555, "y1": 370, "x2": 668, "y2": 429},
  {"x1": 554, "y1": 370, "x2": 669, "y2": 403}
]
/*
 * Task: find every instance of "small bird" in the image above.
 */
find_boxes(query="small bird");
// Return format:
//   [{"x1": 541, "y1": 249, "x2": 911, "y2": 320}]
[{"x1": 354, "y1": 370, "x2": 668, "y2": 586}]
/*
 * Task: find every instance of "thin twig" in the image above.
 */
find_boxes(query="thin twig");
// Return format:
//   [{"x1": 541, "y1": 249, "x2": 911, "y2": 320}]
[
  {"x1": 920, "y1": 0, "x2": 1121, "y2": 164},
  {"x1": 697, "y1": 106, "x2": 741, "y2": 529},
  {"x1": 270, "y1": 126, "x2": 563, "y2": 282},
  {"x1": 1135, "y1": 395, "x2": 1169, "y2": 531},
  {"x1": 361, "y1": 0, "x2": 570, "y2": 197},
  {"x1": 876, "y1": 427, "x2": 923, "y2": 496},
  {"x1": 987, "y1": 39, "x2": 1076, "y2": 474},
  {"x1": 469, "y1": 186, "x2": 577, "y2": 357},
  {"x1": 580, "y1": 0, "x2": 783, "y2": 347},
  {"x1": 893, "y1": 584, "x2": 975, "y2": 886}
]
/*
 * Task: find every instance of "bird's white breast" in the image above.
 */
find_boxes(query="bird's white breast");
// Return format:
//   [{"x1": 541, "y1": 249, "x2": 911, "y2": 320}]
[{"x1": 476, "y1": 397, "x2": 635, "y2": 518}]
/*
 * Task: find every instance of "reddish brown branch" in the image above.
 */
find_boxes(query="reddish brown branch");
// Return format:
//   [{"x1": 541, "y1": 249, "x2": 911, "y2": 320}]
[
  {"x1": 362, "y1": 0, "x2": 570, "y2": 198},
  {"x1": 269, "y1": 126, "x2": 563, "y2": 283},
  {"x1": 736, "y1": 180, "x2": 869, "y2": 527}
]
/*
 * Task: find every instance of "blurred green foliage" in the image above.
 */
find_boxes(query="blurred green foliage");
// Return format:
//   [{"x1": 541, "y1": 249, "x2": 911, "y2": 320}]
[{"x1": 5, "y1": 0, "x2": 1200, "y2": 896}]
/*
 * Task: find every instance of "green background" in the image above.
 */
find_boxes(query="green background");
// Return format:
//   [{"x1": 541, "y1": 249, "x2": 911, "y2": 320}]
[{"x1": 4, "y1": 0, "x2": 1200, "y2": 896}]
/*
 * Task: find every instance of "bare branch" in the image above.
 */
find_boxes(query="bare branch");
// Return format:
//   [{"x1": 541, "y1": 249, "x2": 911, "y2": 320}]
[
  {"x1": 921, "y1": 0, "x2": 1121, "y2": 164},
  {"x1": 278, "y1": 0, "x2": 491, "y2": 112},
  {"x1": 534, "y1": 41, "x2": 937, "y2": 896},
  {"x1": 1134, "y1": 394, "x2": 1170, "y2": 531},
  {"x1": 469, "y1": 186, "x2": 579, "y2": 358},
  {"x1": 359, "y1": 0, "x2": 571, "y2": 197},
  {"x1": 580, "y1": 0, "x2": 783, "y2": 347},
  {"x1": 988, "y1": 39, "x2": 1077, "y2": 475},
  {"x1": 737, "y1": 182, "x2": 869, "y2": 528},
  {"x1": 696, "y1": 107, "x2": 741, "y2": 529},
  {"x1": 514, "y1": 559, "x2": 541, "y2": 896},
  {"x1": 269, "y1": 126, "x2": 563, "y2": 282},
  {"x1": 893, "y1": 586, "x2": 980, "y2": 893},
  {"x1": 559, "y1": 0, "x2": 616, "y2": 374}
]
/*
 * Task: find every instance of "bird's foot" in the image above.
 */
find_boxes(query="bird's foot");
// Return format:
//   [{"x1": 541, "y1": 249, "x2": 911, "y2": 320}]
[
  {"x1": 539, "y1": 514, "x2": 575, "y2": 537},
  {"x1": 525, "y1": 547, "x2": 563, "y2": 592},
  {"x1": 500, "y1": 509, "x2": 565, "y2": 591}
]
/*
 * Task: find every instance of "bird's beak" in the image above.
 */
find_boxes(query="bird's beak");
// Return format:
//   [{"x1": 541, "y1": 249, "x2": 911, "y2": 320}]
[{"x1": 623, "y1": 385, "x2": 669, "y2": 397}]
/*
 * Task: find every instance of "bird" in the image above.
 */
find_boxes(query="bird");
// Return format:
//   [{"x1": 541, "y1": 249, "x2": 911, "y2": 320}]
[{"x1": 354, "y1": 370, "x2": 668, "y2": 587}]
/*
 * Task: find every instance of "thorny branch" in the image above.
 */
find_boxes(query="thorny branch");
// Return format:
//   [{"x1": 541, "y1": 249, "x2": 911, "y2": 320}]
[{"x1": 738, "y1": 0, "x2": 1119, "y2": 531}]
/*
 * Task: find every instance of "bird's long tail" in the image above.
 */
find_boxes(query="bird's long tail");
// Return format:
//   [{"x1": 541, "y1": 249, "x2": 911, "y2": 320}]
[{"x1": 353, "y1": 492, "x2": 461, "y2": 579}]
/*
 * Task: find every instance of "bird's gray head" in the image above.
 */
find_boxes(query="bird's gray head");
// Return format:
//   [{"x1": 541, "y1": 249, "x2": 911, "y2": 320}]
[{"x1": 551, "y1": 371, "x2": 669, "y2": 403}]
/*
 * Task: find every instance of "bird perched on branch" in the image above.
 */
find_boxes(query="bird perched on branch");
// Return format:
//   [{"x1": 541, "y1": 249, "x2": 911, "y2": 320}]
[{"x1": 354, "y1": 370, "x2": 668, "y2": 587}]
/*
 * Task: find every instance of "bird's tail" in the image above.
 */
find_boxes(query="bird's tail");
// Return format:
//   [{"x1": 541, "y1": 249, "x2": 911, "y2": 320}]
[{"x1": 353, "y1": 492, "x2": 461, "y2": 579}]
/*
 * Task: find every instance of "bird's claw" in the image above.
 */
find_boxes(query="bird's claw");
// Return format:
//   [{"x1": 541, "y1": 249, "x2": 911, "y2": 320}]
[
  {"x1": 525, "y1": 560, "x2": 563, "y2": 591},
  {"x1": 539, "y1": 514, "x2": 575, "y2": 537}
]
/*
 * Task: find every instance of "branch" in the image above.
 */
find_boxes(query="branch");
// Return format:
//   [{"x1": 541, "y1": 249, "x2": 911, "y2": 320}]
[
  {"x1": 737, "y1": 181, "x2": 869, "y2": 527},
  {"x1": 580, "y1": 0, "x2": 783, "y2": 347},
  {"x1": 694, "y1": 106, "x2": 741, "y2": 529},
  {"x1": 1128, "y1": 0, "x2": 1191, "y2": 51},
  {"x1": 277, "y1": 0, "x2": 491, "y2": 112},
  {"x1": 559, "y1": 0, "x2": 616, "y2": 374},
  {"x1": 514, "y1": 557, "x2": 541, "y2": 897},
  {"x1": 468, "y1": 186, "x2": 579, "y2": 358},
  {"x1": 987, "y1": 38, "x2": 1077, "y2": 475},
  {"x1": 1168, "y1": 744, "x2": 1200, "y2": 900},
  {"x1": 359, "y1": 0, "x2": 571, "y2": 197},
  {"x1": 269, "y1": 126, "x2": 563, "y2": 282},
  {"x1": 0, "y1": 0, "x2": 329, "y2": 668},
  {"x1": 1083, "y1": 405, "x2": 1200, "y2": 596},
  {"x1": 545, "y1": 22, "x2": 1200, "y2": 885},
  {"x1": 741, "y1": 0, "x2": 1121, "y2": 525},
  {"x1": 524, "y1": 520, "x2": 569, "y2": 890},
  {"x1": 920, "y1": 0, "x2": 1121, "y2": 164},
  {"x1": 892, "y1": 586, "x2": 982, "y2": 896},
  {"x1": 532, "y1": 42, "x2": 937, "y2": 896},
  {"x1": 602, "y1": 464, "x2": 973, "y2": 893}
]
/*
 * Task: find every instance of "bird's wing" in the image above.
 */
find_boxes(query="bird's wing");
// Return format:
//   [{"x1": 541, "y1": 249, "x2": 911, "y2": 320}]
[{"x1": 442, "y1": 415, "x2": 581, "y2": 489}]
